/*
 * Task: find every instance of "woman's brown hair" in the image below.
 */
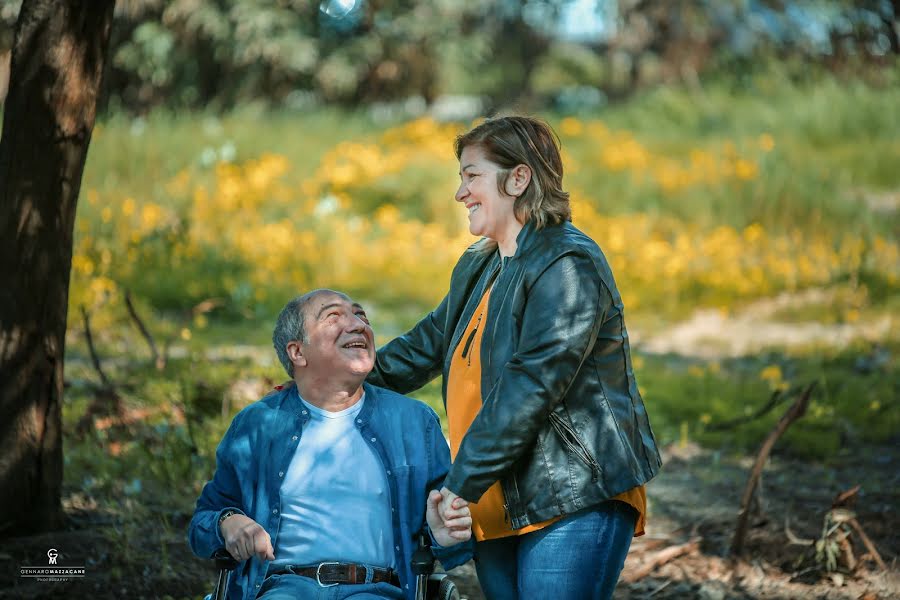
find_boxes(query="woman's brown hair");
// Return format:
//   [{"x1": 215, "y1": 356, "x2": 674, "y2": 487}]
[{"x1": 455, "y1": 116, "x2": 571, "y2": 241}]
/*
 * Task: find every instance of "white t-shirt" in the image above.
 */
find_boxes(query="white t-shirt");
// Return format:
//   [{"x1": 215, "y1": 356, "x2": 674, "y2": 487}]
[{"x1": 272, "y1": 393, "x2": 395, "y2": 568}]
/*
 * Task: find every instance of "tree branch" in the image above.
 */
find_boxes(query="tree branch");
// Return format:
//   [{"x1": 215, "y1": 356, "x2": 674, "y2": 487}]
[
  {"x1": 80, "y1": 305, "x2": 113, "y2": 389},
  {"x1": 730, "y1": 382, "x2": 816, "y2": 557},
  {"x1": 124, "y1": 289, "x2": 164, "y2": 369}
]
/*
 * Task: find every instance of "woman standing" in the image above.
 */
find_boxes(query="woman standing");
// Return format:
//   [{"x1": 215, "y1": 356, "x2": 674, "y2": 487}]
[{"x1": 368, "y1": 116, "x2": 661, "y2": 600}]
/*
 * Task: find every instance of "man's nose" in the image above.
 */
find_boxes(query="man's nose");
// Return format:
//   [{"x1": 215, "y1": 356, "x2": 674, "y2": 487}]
[{"x1": 346, "y1": 317, "x2": 366, "y2": 333}]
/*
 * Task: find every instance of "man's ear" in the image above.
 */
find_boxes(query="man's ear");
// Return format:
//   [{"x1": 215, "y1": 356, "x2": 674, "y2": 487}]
[
  {"x1": 286, "y1": 340, "x2": 307, "y2": 371},
  {"x1": 505, "y1": 164, "x2": 531, "y2": 197}
]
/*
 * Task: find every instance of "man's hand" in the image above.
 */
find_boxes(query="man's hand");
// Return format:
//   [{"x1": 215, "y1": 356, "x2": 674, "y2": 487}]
[
  {"x1": 426, "y1": 488, "x2": 472, "y2": 547},
  {"x1": 220, "y1": 514, "x2": 275, "y2": 562}
]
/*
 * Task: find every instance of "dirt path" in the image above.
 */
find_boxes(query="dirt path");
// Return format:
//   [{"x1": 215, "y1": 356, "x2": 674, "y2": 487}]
[{"x1": 633, "y1": 289, "x2": 894, "y2": 359}]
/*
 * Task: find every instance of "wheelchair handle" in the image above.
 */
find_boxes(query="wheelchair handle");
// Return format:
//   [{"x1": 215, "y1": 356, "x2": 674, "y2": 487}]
[{"x1": 213, "y1": 548, "x2": 239, "y2": 572}]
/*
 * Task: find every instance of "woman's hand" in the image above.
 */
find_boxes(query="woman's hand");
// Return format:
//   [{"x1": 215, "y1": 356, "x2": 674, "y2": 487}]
[{"x1": 426, "y1": 488, "x2": 472, "y2": 546}]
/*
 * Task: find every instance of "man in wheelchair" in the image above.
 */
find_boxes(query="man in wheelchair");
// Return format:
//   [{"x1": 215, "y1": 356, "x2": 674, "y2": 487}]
[{"x1": 188, "y1": 289, "x2": 473, "y2": 599}]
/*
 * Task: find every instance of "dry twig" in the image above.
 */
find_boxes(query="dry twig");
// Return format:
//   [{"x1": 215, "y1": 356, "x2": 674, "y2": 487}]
[
  {"x1": 77, "y1": 306, "x2": 123, "y2": 433},
  {"x1": 730, "y1": 382, "x2": 816, "y2": 557},
  {"x1": 124, "y1": 289, "x2": 165, "y2": 369},
  {"x1": 621, "y1": 539, "x2": 700, "y2": 582},
  {"x1": 847, "y1": 517, "x2": 887, "y2": 571},
  {"x1": 706, "y1": 386, "x2": 793, "y2": 431}
]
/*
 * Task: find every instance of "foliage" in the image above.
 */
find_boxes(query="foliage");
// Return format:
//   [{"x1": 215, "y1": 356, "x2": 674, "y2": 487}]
[
  {"x1": 2, "y1": 0, "x2": 896, "y2": 111},
  {"x1": 71, "y1": 73, "x2": 900, "y2": 331}
]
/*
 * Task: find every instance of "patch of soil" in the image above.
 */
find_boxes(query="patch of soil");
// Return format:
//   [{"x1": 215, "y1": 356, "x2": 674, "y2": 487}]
[{"x1": 1, "y1": 441, "x2": 896, "y2": 599}]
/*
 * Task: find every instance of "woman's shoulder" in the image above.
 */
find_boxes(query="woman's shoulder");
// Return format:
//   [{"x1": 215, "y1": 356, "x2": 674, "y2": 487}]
[
  {"x1": 452, "y1": 239, "x2": 497, "y2": 274},
  {"x1": 530, "y1": 222, "x2": 604, "y2": 263}
]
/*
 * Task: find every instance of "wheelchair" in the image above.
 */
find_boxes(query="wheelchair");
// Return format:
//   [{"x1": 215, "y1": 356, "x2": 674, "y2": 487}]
[{"x1": 210, "y1": 534, "x2": 459, "y2": 600}]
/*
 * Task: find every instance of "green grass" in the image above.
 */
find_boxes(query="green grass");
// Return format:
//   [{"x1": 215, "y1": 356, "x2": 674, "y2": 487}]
[{"x1": 635, "y1": 342, "x2": 899, "y2": 460}]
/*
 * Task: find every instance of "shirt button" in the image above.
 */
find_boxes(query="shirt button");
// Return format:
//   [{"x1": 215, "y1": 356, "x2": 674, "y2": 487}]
[
  {"x1": 279, "y1": 471, "x2": 284, "y2": 477},
  {"x1": 357, "y1": 419, "x2": 362, "y2": 424},
  {"x1": 301, "y1": 410, "x2": 307, "y2": 415},
  {"x1": 273, "y1": 509, "x2": 279, "y2": 514},
  {"x1": 256, "y1": 584, "x2": 260, "y2": 588},
  {"x1": 291, "y1": 435, "x2": 298, "y2": 441},
  {"x1": 370, "y1": 437, "x2": 376, "y2": 442},
  {"x1": 395, "y1": 545, "x2": 400, "y2": 551},
  {"x1": 386, "y1": 470, "x2": 391, "y2": 475}
]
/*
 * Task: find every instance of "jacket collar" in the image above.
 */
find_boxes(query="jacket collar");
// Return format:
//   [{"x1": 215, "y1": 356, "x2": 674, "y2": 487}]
[{"x1": 506, "y1": 218, "x2": 554, "y2": 263}]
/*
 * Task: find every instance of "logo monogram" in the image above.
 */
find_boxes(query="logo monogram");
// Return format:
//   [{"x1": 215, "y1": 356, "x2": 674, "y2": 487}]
[{"x1": 47, "y1": 549, "x2": 58, "y2": 565}]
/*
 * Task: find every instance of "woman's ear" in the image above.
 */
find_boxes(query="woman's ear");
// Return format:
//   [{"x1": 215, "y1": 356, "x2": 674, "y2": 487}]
[{"x1": 505, "y1": 164, "x2": 532, "y2": 197}]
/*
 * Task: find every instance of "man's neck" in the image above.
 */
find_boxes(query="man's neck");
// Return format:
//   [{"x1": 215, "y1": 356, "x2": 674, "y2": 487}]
[{"x1": 294, "y1": 376, "x2": 365, "y2": 412}]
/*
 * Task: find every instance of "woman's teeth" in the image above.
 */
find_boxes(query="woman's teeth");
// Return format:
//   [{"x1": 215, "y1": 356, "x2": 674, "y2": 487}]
[{"x1": 468, "y1": 204, "x2": 481, "y2": 215}]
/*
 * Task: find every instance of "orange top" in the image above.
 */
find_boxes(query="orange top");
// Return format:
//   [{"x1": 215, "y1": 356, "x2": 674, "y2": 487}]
[{"x1": 447, "y1": 285, "x2": 646, "y2": 541}]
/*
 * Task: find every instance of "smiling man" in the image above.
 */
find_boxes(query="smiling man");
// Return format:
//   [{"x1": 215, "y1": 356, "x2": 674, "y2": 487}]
[{"x1": 188, "y1": 289, "x2": 472, "y2": 600}]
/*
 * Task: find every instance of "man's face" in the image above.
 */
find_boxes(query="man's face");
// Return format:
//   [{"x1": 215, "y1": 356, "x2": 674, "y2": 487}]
[{"x1": 294, "y1": 291, "x2": 375, "y2": 379}]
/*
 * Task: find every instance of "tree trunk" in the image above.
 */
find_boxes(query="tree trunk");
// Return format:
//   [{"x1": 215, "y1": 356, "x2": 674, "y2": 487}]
[{"x1": 0, "y1": 0, "x2": 115, "y2": 536}]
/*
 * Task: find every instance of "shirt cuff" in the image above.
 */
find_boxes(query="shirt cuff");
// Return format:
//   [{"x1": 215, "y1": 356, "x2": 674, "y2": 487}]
[{"x1": 214, "y1": 507, "x2": 246, "y2": 548}]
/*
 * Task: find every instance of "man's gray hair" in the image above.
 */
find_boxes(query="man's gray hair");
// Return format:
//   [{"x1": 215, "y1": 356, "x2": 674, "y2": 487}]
[{"x1": 272, "y1": 294, "x2": 313, "y2": 377}]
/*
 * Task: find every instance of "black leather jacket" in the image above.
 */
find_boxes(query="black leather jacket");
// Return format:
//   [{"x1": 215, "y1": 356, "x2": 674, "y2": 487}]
[{"x1": 368, "y1": 220, "x2": 661, "y2": 529}]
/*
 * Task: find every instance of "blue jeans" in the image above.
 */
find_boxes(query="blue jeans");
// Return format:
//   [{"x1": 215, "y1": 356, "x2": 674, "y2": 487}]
[
  {"x1": 257, "y1": 573, "x2": 405, "y2": 600},
  {"x1": 474, "y1": 501, "x2": 637, "y2": 600}
]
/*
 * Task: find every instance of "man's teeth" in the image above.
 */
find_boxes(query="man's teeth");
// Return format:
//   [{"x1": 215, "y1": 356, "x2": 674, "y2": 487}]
[
  {"x1": 344, "y1": 342, "x2": 366, "y2": 348},
  {"x1": 468, "y1": 204, "x2": 481, "y2": 215}
]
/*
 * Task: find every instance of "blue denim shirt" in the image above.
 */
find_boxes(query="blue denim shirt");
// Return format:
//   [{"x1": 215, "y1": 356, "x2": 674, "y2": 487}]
[{"x1": 188, "y1": 382, "x2": 472, "y2": 600}]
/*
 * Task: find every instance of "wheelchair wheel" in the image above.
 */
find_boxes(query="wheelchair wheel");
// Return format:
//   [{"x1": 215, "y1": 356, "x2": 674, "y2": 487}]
[{"x1": 427, "y1": 573, "x2": 460, "y2": 600}]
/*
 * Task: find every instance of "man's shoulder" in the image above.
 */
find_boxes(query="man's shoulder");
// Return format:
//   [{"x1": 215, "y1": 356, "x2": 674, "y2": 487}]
[{"x1": 229, "y1": 384, "x2": 293, "y2": 426}]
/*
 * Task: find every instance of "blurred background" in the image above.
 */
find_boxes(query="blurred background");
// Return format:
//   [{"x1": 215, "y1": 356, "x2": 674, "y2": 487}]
[{"x1": 0, "y1": 1, "x2": 897, "y2": 598}]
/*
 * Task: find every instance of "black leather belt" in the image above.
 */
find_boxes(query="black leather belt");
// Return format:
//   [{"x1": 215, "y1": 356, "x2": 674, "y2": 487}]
[{"x1": 267, "y1": 562, "x2": 400, "y2": 588}]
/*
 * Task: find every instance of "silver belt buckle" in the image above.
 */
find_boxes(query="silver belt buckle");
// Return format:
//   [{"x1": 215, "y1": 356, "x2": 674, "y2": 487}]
[{"x1": 315, "y1": 562, "x2": 341, "y2": 587}]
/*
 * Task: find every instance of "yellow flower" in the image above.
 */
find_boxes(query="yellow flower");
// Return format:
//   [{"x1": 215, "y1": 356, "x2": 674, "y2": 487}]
[
  {"x1": 759, "y1": 365, "x2": 783, "y2": 382},
  {"x1": 733, "y1": 159, "x2": 758, "y2": 180},
  {"x1": 560, "y1": 117, "x2": 583, "y2": 137},
  {"x1": 758, "y1": 133, "x2": 775, "y2": 152}
]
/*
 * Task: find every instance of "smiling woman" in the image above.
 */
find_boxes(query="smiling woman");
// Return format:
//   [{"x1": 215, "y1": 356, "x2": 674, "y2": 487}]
[{"x1": 369, "y1": 116, "x2": 662, "y2": 600}]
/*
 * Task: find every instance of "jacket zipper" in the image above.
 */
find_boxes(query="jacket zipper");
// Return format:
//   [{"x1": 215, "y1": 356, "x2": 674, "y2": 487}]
[
  {"x1": 447, "y1": 261, "x2": 502, "y2": 363},
  {"x1": 460, "y1": 312, "x2": 483, "y2": 366},
  {"x1": 484, "y1": 263, "x2": 514, "y2": 376},
  {"x1": 549, "y1": 412, "x2": 602, "y2": 481}
]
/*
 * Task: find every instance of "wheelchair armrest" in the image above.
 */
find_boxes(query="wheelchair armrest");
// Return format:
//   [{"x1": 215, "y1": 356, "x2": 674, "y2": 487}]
[{"x1": 213, "y1": 548, "x2": 239, "y2": 572}]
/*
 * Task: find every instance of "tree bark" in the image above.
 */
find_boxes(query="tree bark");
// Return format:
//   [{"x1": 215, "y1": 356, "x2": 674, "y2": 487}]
[{"x1": 0, "y1": 0, "x2": 115, "y2": 536}]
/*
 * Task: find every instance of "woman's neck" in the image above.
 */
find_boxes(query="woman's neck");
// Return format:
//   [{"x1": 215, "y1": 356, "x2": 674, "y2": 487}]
[{"x1": 495, "y1": 219, "x2": 524, "y2": 258}]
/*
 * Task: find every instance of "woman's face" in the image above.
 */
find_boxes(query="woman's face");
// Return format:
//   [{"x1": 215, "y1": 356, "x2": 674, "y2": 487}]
[{"x1": 455, "y1": 145, "x2": 518, "y2": 242}]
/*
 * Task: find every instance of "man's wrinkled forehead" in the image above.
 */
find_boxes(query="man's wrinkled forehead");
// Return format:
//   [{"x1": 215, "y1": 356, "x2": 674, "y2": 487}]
[{"x1": 303, "y1": 290, "x2": 364, "y2": 318}]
